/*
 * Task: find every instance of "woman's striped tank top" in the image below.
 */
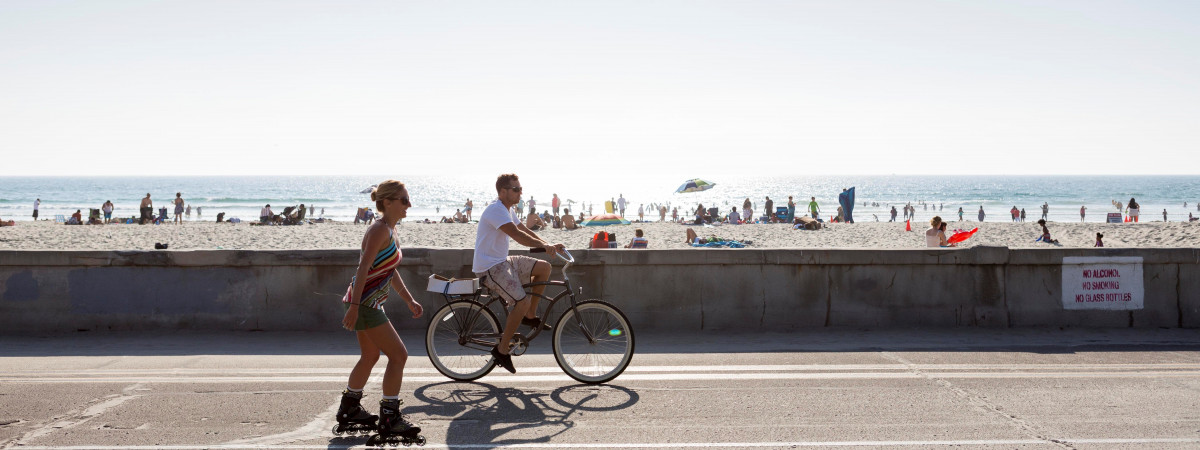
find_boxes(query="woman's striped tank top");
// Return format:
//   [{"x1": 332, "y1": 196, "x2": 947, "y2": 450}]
[{"x1": 343, "y1": 229, "x2": 401, "y2": 309}]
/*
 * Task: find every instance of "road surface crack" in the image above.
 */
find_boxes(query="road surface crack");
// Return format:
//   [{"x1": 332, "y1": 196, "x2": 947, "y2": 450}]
[
  {"x1": 879, "y1": 352, "x2": 1075, "y2": 449},
  {"x1": 3, "y1": 383, "x2": 145, "y2": 447}
]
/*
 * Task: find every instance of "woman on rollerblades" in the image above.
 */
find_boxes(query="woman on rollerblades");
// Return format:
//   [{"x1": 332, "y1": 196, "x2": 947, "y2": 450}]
[{"x1": 334, "y1": 179, "x2": 426, "y2": 447}]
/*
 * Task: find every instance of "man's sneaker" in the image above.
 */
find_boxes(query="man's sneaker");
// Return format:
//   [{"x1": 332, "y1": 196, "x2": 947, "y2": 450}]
[
  {"x1": 491, "y1": 346, "x2": 516, "y2": 373},
  {"x1": 522, "y1": 316, "x2": 552, "y2": 331}
]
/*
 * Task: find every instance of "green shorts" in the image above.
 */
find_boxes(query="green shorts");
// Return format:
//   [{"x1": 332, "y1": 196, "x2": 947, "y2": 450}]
[{"x1": 343, "y1": 303, "x2": 390, "y2": 331}]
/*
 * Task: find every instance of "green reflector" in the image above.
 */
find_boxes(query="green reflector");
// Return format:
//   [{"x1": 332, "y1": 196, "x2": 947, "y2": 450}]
[{"x1": 608, "y1": 329, "x2": 622, "y2": 336}]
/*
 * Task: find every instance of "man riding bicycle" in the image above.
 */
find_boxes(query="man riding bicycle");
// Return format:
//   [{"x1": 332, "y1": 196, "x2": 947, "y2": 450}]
[{"x1": 474, "y1": 173, "x2": 566, "y2": 373}]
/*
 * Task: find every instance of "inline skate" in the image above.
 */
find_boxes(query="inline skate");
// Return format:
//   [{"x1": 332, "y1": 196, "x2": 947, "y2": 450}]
[
  {"x1": 365, "y1": 398, "x2": 425, "y2": 447},
  {"x1": 331, "y1": 389, "x2": 377, "y2": 436}
]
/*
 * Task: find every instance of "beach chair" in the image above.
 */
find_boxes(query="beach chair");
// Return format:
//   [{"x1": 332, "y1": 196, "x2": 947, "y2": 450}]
[
  {"x1": 590, "y1": 232, "x2": 610, "y2": 249},
  {"x1": 776, "y1": 206, "x2": 791, "y2": 222},
  {"x1": 54, "y1": 214, "x2": 66, "y2": 224},
  {"x1": 629, "y1": 237, "x2": 649, "y2": 249}
]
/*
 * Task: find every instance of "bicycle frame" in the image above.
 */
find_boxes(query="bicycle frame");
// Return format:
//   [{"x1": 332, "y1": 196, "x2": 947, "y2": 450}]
[{"x1": 434, "y1": 252, "x2": 598, "y2": 349}]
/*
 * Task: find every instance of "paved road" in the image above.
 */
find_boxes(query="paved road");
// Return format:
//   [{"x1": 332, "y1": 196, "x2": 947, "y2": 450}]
[{"x1": 2, "y1": 328, "x2": 1199, "y2": 449}]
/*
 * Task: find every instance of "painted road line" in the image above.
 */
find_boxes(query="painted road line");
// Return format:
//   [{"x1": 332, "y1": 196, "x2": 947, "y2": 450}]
[
  {"x1": 9, "y1": 437, "x2": 1200, "y2": 449},
  {"x1": 5, "y1": 362, "x2": 1200, "y2": 377},
  {"x1": 2, "y1": 370, "x2": 1199, "y2": 384}
]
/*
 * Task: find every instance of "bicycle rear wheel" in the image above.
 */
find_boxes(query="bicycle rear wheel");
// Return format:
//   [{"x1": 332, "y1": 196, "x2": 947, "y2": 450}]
[
  {"x1": 426, "y1": 300, "x2": 500, "y2": 381},
  {"x1": 552, "y1": 300, "x2": 635, "y2": 384}
]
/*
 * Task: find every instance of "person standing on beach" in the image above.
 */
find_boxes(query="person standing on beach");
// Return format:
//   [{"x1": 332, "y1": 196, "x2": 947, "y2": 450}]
[
  {"x1": 764, "y1": 196, "x2": 774, "y2": 222},
  {"x1": 1041, "y1": 202, "x2": 1049, "y2": 221},
  {"x1": 102, "y1": 200, "x2": 114, "y2": 224},
  {"x1": 33, "y1": 198, "x2": 40, "y2": 221},
  {"x1": 197, "y1": 206, "x2": 202, "y2": 219},
  {"x1": 185, "y1": 205, "x2": 192, "y2": 220},
  {"x1": 617, "y1": 194, "x2": 627, "y2": 218},
  {"x1": 1020, "y1": 208, "x2": 1026, "y2": 222},
  {"x1": 1127, "y1": 198, "x2": 1140, "y2": 222},
  {"x1": 808, "y1": 197, "x2": 820, "y2": 220},
  {"x1": 474, "y1": 174, "x2": 565, "y2": 374},
  {"x1": 957, "y1": 207, "x2": 964, "y2": 221},
  {"x1": 1010, "y1": 206, "x2": 1019, "y2": 222},
  {"x1": 464, "y1": 199, "x2": 474, "y2": 222},
  {"x1": 743, "y1": 199, "x2": 753, "y2": 223},
  {"x1": 552, "y1": 194, "x2": 560, "y2": 217},
  {"x1": 1080, "y1": 205, "x2": 1086, "y2": 222},
  {"x1": 890, "y1": 206, "x2": 898, "y2": 222},
  {"x1": 173, "y1": 193, "x2": 185, "y2": 224},
  {"x1": 337, "y1": 179, "x2": 424, "y2": 440},
  {"x1": 637, "y1": 204, "x2": 644, "y2": 222},
  {"x1": 1163, "y1": 209, "x2": 1168, "y2": 222},
  {"x1": 977, "y1": 206, "x2": 985, "y2": 222},
  {"x1": 139, "y1": 194, "x2": 153, "y2": 225}
]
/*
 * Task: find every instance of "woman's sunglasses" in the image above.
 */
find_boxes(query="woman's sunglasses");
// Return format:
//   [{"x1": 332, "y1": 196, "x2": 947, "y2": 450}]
[{"x1": 389, "y1": 196, "x2": 411, "y2": 206}]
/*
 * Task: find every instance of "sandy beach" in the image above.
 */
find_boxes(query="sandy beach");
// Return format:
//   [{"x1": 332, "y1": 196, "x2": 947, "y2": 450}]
[{"x1": 1, "y1": 219, "x2": 1198, "y2": 251}]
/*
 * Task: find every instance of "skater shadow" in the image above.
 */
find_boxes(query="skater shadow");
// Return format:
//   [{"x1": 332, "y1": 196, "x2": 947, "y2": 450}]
[{"x1": 410, "y1": 381, "x2": 639, "y2": 447}]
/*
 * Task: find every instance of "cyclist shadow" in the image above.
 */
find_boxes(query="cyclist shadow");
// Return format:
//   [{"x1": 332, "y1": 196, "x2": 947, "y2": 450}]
[{"x1": 410, "y1": 381, "x2": 640, "y2": 447}]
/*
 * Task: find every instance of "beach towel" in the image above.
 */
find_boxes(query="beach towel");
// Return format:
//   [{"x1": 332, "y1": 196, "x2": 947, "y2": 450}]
[{"x1": 691, "y1": 240, "x2": 748, "y2": 248}]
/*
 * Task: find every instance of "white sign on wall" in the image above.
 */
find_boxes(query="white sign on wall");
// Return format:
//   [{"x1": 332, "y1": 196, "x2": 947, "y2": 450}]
[{"x1": 1061, "y1": 257, "x2": 1144, "y2": 310}]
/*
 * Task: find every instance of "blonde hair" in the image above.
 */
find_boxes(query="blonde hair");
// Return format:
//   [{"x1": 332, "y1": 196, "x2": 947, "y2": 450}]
[
  {"x1": 370, "y1": 180, "x2": 406, "y2": 211},
  {"x1": 929, "y1": 216, "x2": 943, "y2": 228}
]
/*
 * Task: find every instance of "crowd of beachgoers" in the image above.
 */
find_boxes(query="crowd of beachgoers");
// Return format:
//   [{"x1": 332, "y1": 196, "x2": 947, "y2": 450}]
[
  {"x1": 2, "y1": 216, "x2": 1198, "y2": 251},
  {"x1": 4, "y1": 191, "x2": 1199, "y2": 251}
]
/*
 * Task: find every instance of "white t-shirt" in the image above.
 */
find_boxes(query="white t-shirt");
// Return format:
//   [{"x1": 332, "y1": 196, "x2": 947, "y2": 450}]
[
  {"x1": 617, "y1": 197, "x2": 626, "y2": 210},
  {"x1": 34, "y1": 200, "x2": 39, "y2": 210},
  {"x1": 261, "y1": 206, "x2": 272, "y2": 217},
  {"x1": 473, "y1": 199, "x2": 519, "y2": 273}
]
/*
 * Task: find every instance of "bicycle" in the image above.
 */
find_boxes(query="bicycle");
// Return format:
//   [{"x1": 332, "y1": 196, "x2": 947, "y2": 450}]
[{"x1": 425, "y1": 249, "x2": 635, "y2": 384}]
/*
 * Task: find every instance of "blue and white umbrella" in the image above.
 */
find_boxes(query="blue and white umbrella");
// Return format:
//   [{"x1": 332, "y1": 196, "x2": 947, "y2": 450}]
[{"x1": 675, "y1": 178, "x2": 716, "y2": 194}]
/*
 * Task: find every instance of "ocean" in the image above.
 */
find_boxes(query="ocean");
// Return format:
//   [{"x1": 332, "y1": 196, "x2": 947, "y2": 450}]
[{"x1": 2, "y1": 175, "x2": 1199, "y2": 224}]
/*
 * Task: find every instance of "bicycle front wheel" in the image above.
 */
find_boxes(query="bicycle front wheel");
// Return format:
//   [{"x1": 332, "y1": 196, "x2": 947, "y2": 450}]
[
  {"x1": 552, "y1": 300, "x2": 635, "y2": 384},
  {"x1": 426, "y1": 300, "x2": 500, "y2": 382}
]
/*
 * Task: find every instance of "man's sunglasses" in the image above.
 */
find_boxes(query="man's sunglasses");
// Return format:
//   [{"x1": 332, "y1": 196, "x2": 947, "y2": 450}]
[{"x1": 505, "y1": 186, "x2": 523, "y2": 193}]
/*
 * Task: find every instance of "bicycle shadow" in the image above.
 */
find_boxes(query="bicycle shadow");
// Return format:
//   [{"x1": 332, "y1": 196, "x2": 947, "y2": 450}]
[{"x1": 409, "y1": 381, "x2": 640, "y2": 448}]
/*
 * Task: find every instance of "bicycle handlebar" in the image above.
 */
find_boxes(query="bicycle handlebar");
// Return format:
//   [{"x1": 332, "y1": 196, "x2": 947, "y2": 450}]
[{"x1": 529, "y1": 247, "x2": 575, "y2": 263}]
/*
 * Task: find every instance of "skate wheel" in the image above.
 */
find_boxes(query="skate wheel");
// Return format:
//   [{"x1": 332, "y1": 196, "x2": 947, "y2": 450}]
[
  {"x1": 331, "y1": 424, "x2": 343, "y2": 436},
  {"x1": 415, "y1": 435, "x2": 426, "y2": 446},
  {"x1": 366, "y1": 434, "x2": 381, "y2": 446}
]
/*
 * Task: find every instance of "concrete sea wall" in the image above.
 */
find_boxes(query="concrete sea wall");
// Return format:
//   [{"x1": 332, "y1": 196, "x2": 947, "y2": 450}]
[{"x1": 1, "y1": 247, "x2": 1197, "y2": 332}]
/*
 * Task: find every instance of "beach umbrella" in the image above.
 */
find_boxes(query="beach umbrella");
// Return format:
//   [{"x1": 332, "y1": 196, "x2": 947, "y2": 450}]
[
  {"x1": 582, "y1": 213, "x2": 630, "y2": 226},
  {"x1": 676, "y1": 178, "x2": 716, "y2": 193}
]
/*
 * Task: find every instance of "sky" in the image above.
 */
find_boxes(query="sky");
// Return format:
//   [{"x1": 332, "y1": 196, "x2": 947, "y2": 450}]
[{"x1": 2, "y1": 0, "x2": 1198, "y2": 177}]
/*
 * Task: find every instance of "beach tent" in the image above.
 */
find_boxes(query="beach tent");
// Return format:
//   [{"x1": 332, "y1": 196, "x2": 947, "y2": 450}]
[
  {"x1": 582, "y1": 213, "x2": 631, "y2": 226},
  {"x1": 838, "y1": 187, "x2": 856, "y2": 223},
  {"x1": 675, "y1": 178, "x2": 716, "y2": 194}
]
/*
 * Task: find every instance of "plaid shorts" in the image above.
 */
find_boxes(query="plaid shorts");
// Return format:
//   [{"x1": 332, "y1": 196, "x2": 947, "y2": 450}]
[{"x1": 477, "y1": 255, "x2": 538, "y2": 308}]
